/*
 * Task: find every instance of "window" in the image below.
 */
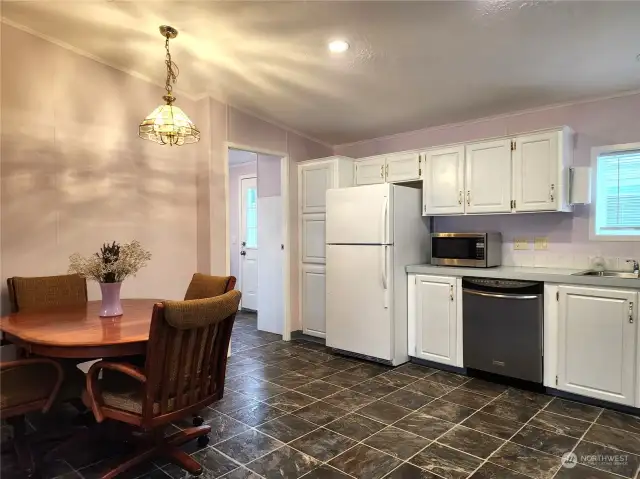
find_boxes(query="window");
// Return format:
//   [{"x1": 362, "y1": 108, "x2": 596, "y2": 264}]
[
  {"x1": 245, "y1": 187, "x2": 258, "y2": 248},
  {"x1": 592, "y1": 143, "x2": 640, "y2": 240}
]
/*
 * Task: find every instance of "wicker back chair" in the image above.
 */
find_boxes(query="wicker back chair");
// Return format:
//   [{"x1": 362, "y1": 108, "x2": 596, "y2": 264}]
[
  {"x1": 183, "y1": 273, "x2": 236, "y2": 300},
  {"x1": 84, "y1": 291, "x2": 241, "y2": 478},
  {"x1": 7, "y1": 274, "x2": 87, "y2": 312}
]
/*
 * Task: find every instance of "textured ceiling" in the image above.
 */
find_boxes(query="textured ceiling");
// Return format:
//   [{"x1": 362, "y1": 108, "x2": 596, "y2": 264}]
[{"x1": 3, "y1": 1, "x2": 640, "y2": 145}]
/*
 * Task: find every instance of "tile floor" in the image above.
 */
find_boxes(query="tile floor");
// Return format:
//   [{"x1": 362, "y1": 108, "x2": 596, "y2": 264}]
[{"x1": 2, "y1": 311, "x2": 639, "y2": 479}]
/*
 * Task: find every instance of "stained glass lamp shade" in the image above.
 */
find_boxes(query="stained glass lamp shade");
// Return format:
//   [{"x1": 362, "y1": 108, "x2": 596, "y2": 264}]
[{"x1": 139, "y1": 97, "x2": 200, "y2": 146}]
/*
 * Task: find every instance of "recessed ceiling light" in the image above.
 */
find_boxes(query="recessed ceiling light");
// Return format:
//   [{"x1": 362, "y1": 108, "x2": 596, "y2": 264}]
[{"x1": 328, "y1": 40, "x2": 349, "y2": 53}]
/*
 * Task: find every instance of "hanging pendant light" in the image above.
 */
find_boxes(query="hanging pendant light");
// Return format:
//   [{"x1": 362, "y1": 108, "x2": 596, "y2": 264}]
[{"x1": 139, "y1": 25, "x2": 200, "y2": 146}]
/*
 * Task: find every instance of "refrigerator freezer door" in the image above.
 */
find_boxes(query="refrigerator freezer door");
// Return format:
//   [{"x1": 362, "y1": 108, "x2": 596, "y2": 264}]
[
  {"x1": 326, "y1": 244, "x2": 393, "y2": 360},
  {"x1": 326, "y1": 184, "x2": 393, "y2": 245}
]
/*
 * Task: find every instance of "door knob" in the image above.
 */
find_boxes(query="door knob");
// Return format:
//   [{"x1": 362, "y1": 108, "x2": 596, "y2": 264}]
[
  {"x1": 241, "y1": 241, "x2": 246, "y2": 247},
  {"x1": 240, "y1": 251, "x2": 246, "y2": 256}
]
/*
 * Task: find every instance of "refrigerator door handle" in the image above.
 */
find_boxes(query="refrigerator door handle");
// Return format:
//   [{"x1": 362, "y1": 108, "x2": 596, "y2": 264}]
[
  {"x1": 382, "y1": 245, "x2": 389, "y2": 309},
  {"x1": 380, "y1": 196, "x2": 388, "y2": 244}
]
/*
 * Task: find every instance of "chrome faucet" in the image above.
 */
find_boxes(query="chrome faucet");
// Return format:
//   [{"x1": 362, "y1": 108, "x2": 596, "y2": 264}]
[{"x1": 626, "y1": 259, "x2": 640, "y2": 275}]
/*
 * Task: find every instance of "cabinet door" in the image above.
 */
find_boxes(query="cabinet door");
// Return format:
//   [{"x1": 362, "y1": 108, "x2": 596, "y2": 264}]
[
  {"x1": 513, "y1": 132, "x2": 559, "y2": 212},
  {"x1": 299, "y1": 162, "x2": 333, "y2": 214},
  {"x1": 301, "y1": 265, "x2": 326, "y2": 338},
  {"x1": 414, "y1": 275, "x2": 458, "y2": 366},
  {"x1": 424, "y1": 146, "x2": 465, "y2": 215},
  {"x1": 558, "y1": 286, "x2": 637, "y2": 406},
  {"x1": 465, "y1": 139, "x2": 512, "y2": 213},
  {"x1": 355, "y1": 157, "x2": 386, "y2": 185},
  {"x1": 386, "y1": 152, "x2": 421, "y2": 183},
  {"x1": 301, "y1": 214, "x2": 326, "y2": 264}
]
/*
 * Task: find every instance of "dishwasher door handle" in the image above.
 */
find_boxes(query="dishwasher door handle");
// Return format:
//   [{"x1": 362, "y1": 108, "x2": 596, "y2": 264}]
[{"x1": 464, "y1": 289, "x2": 540, "y2": 300}]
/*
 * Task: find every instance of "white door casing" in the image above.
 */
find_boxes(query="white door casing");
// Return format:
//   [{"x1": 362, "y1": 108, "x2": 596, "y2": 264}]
[
  {"x1": 354, "y1": 157, "x2": 386, "y2": 185},
  {"x1": 423, "y1": 146, "x2": 465, "y2": 215},
  {"x1": 557, "y1": 286, "x2": 637, "y2": 406},
  {"x1": 513, "y1": 131, "x2": 559, "y2": 212},
  {"x1": 465, "y1": 139, "x2": 512, "y2": 213},
  {"x1": 240, "y1": 176, "x2": 258, "y2": 310}
]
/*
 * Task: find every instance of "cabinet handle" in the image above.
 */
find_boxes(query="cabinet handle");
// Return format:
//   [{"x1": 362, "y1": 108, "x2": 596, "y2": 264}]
[
  {"x1": 385, "y1": 164, "x2": 389, "y2": 178},
  {"x1": 549, "y1": 183, "x2": 555, "y2": 202},
  {"x1": 630, "y1": 302, "x2": 634, "y2": 324},
  {"x1": 466, "y1": 190, "x2": 471, "y2": 206},
  {"x1": 458, "y1": 191, "x2": 462, "y2": 205},
  {"x1": 450, "y1": 285, "x2": 454, "y2": 301},
  {"x1": 380, "y1": 165, "x2": 384, "y2": 178}
]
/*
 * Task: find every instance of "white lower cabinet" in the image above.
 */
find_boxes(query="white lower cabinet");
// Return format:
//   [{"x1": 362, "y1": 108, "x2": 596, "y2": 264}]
[
  {"x1": 557, "y1": 286, "x2": 638, "y2": 406},
  {"x1": 301, "y1": 264, "x2": 326, "y2": 338},
  {"x1": 411, "y1": 275, "x2": 461, "y2": 367}
]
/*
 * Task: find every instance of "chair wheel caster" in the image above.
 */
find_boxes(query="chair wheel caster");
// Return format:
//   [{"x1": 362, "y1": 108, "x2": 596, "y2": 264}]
[
  {"x1": 197, "y1": 435, "x2": 210, "y2": 448},
  {"x1": 193, "y1": 416, "x2": 204, "y2": 427}
]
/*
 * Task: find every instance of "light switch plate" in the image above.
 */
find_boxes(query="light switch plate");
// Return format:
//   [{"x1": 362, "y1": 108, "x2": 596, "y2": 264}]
[
  {"x1": 534, "y1": 237, "x2": 548, "y2": 250},
  {"x1": 514, "y1": 238, "x2": 530, "y2": 250}
]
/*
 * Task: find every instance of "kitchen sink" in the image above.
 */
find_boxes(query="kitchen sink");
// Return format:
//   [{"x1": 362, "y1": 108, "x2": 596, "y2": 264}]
[{"x1": 573, "y1": 270, "x2": 640, "y2": 279}]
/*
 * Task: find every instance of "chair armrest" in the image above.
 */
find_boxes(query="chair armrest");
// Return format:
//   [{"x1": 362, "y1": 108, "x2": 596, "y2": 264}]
[
  {"x1": 86, "y1": 361, "x2": 147, "y2": 422},
  {"x1": 0, "y1": 358, "x2": 64, "y2": 413}
]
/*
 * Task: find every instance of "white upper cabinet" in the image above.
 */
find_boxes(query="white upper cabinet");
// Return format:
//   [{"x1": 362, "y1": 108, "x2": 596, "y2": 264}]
[
  {"x1": 557, "y1": 286, "x2": 638, "y2": 406},
  {"x1": 385, "y1": 152, "x2": 421, "y2": 183},
  {"x1": 465, "y1": 139, "x2": 513, "y2": 214},
  {"x1": 299, "y1": 157, "x2": 354, "y2": 214},
  {"x1": 513, "y1": 129, "x2": 572, "y2": 212},
  {"x1": 354, "y1": 156, "x2": 386, "y2": 185},
  {"x1": 423, "y1": 146, "x2": 465, "y2": 215}
]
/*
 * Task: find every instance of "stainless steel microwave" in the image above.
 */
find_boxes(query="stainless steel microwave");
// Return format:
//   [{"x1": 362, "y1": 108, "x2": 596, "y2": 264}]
[{"x1": 431, "y1": 233, "x2": 502, "y2": 268}]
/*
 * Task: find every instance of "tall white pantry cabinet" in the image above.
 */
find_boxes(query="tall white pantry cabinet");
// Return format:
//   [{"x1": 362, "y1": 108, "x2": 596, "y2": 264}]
[{"x1": 298, "y1": 157, "x2": 353, "y2": 338}]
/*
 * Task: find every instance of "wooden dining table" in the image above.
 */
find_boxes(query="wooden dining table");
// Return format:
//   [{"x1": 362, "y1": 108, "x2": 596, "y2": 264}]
[{"x1": 0, "y1": 299, "x2": 162, "y2": 359}]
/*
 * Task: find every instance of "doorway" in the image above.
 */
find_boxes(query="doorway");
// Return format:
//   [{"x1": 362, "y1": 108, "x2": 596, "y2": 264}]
[{"x1": 226, "y1": 145, "x2": 290, "y2": 338}]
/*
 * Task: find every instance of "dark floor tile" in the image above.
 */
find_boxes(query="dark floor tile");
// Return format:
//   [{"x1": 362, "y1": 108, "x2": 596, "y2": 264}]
[
  {"x1": 364, "y1": 426, "x2": 431, "y2": 460},
  {"x1": 246, "y1": 445, "x2": 319, "y2": 479},
  {"x1": 219, "y1": 466, "x2": 262, "y2": 478},
  {"x1": 584, "y1": 424, "x2": 640, "y2": 455},
  {"x1": 296, "y1": 380, "x2": 345, "y2": 399},
  {"x1": 351, "y1": 379, "x2": 399, "y2": 399},
  {"x1": 382, "y1": 389, "x2": 434, "y2": 411},
  {"x1": 323, "y1": 389, "x2": 375, "y2": 412},
  {"x1": 199, "y1": 410, "x2": 250, "y2": 445},
  {"x1": 544, "y1": 398, "x2": 602, "y2": 422},
  {"x1": 211, "y1": 391, "x2": 260, "y2": 415},
  {"x1": 323, "y1": 358, "x2": 358, "y2": 371},
  {"x1": 393, "y1": 364, "x2": 437, "y2": 379},
  {"x1": 293, "y1": 401, "x2": 348, "y2": 426},
  {"x1": 270, "y1": 373, "x2": 313, "y2": 390},
  {"x1": 437, "y1": 425, "x2": 505, "y2": 459},
  {"x1": 383, "y1": 463, "x2": 442, "y2": 479},
  {"x1": 215, "y1": 429, "x2": 284, "y2": 464},
  {"x1": 374, "y1": 371, "x2": 419, "y2": 388},
  {"x1": 294, "y1": 349, "x2": 336, "y2": 365},
  {"x1": 574, "y1": 439, "x2": 640, "y2": 478},
  {"x1": 256, "y1": 414, "x2": 319, "y2": 443},
  {"x1": 175, "y1": 407, "x2": 220, "y2": 428},
  {"x1": 325, "y1": 413, "x2": 387, "y2": 441},
  {"x1": 596, "y1": 409, "x2": 640, "y2": 435},
  {"x1": 349, "y1": 363, "x2": 392, "y2": 378},
  {"x1": 427, "y1": 371, "x2": 469, "y2": 388},
  {"x1": 356, "y1": 400, "x2": 412, "y2": 425},
  {"x1": 226, "y1": 402, "x2": 286, "y2": 427},
  {"x1": 553, "y1": 463, "x2": 622, "y2": 479},
  {"x1": 228, "y1": 376, "x2": 287, "y2": 401},
  {"x1": 290, "y1": 428, "x2": 357, "y2": 462},
  {"x1": 511, "y1": 425, "x2": 578, "y2": 457},
  {"x1": 469, "y1": 462, "x2": 532, "y2": 479},
  {"x1": 79, "y1": 460, "x2": 165, "y2": 479},
  {"x1": 325, "y1": 371, "x2": 371, "y2": 388},
  {"x1": 405, "y1": 379, "x2": 455, "y2": 398},
  {"x1": 275, "y1": 357, "x2": 316, "y2": 372},
  {"x1": 226, "y1": 360, "x2": 266, "y2": 378},
  {"x1": 329, "y1": 444, "x2": 403, "y2": 479},
  {"x1": 185, "y1": 448, "x2": 239, "y2": 478},
  {"x1": 440, "y1": 389, "x2": 493, "y2": 410},
  {"x1": 248, "y1": 365, "x2": 288, "y2": 381},
  {"x1": 394, "y1": 410, "x2": 456, "y2": 440},
  {"x1": 418, "y1": 398, "x2": 476, "y2": 423},
  {"x1": 529, "y1": 411, "x2": 591, "y2": 439},
  {"x1": 301, "y1": 465, "x2": 353, "y2": 478},
  {"x1": 481, "y1": 398, "x2": 539, "y2": 423},
  {"x1": 459, "y1": 378, "x2": 508, "y2": 398},
  {"x1": 500, "y1": 388, "x2": 553, "y2": 409},
  {"x1": 410, "y1": 443, "x2": 482, "y2": 479},
  {"x1": 489, "y1": 442, "x2": 560, "y2": 479},
  {"x1": 35, "y1": 458, "x2": 76, "y2": 479},
  {"x1": 462, "y1": 411, "x2": 524, "y2": 439},
  {"x1": 264, "y1": 390, "x2": 317, "y2": 413},
  {"x1": 296, "y1": 364, "x2": 341, "y2": 380}
]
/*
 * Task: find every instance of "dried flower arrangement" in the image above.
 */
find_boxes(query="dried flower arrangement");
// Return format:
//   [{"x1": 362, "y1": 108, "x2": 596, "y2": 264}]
[{"x1": 69, "y1": 240, "x2": 152, "y2": 283}]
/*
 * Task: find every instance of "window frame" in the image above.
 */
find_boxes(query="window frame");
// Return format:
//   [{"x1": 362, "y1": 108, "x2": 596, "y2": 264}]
[{"x1": 590, "y1": 142, "x2": 640, "y2": 242}]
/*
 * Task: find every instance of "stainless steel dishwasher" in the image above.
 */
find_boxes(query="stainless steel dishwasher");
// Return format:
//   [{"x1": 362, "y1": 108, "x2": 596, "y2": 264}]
[{"x1": 462, "y1": 277, "x2": 544, "y2": 383}]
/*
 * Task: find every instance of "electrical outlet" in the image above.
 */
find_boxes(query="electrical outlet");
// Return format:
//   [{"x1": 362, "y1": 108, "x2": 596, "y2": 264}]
[
  {"x1": 514, "y1": 238, "x2": 530, "y2": 250},
  {"x1": 534, "y1": 237, "x2": 548, "y2": 250}
]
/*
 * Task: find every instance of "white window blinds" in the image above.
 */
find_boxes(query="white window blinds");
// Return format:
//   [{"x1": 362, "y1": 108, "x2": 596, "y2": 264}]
[{"x1": 595, "y1": 149, "x2": 640, "y2": 237}]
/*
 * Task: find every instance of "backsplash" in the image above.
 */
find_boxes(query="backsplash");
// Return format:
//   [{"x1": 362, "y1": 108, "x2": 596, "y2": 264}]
[{"x1": 434, "y1": 207, "x2": 640, "y2": 271}]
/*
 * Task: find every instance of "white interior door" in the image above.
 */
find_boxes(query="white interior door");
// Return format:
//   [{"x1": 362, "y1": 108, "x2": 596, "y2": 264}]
[
  {"x1": 257, "y1": 195, "x2": 283, "y2": 334},
  {"x1": 240, "y1": 177, "x2": 258, "y2": 310}
]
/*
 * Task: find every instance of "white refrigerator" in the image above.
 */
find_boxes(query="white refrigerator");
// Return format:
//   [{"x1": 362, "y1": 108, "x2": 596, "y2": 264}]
[{"x1": 325, "y1": 183, "x2": 430, "y2": 366}]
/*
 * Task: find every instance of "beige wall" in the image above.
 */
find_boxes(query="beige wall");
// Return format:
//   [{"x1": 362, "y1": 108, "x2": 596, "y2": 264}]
[{"x1": 1, "y1": 24, "x2": 334, "y2": 330}]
